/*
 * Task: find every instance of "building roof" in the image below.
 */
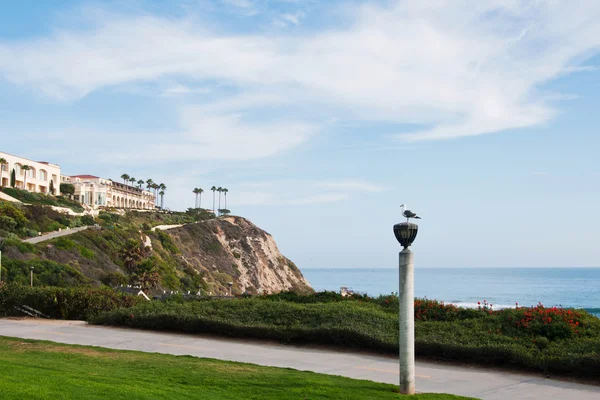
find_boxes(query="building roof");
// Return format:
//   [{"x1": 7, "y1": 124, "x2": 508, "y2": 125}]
[{"x1": 70, "y1": 174, "x2": 100, "y2": 179}]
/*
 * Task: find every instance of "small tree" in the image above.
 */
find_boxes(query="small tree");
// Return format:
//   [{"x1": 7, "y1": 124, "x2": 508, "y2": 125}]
[
  {"x1": 60, "y1": 183, "x2": 75, "y2": 196},
  {"x1": 49, "y1": 180, "x2": 55, "y2": 195},
  {"x1": 138, "y1": 269, "x2": 160, "y2": 291},
  {"x1": 21, "y1": 165, "x2": 31, "y2": 190},
  {"x1": 121, "y1": 239, "x2": 149, "y2": 272},
  {"x1": 10, "y1": 169, "x2": 15, "y2": 188}
]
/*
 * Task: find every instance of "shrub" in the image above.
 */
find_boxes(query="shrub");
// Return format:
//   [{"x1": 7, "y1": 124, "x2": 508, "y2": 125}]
[
  {"x1": 156, "y1": 230, "x2": 179, "y2": 254},
  {"x1": 1, "y1": 259, "x2": 87, "y2": 287},
  {"x1": 81, "y1": 215, "x2": 95, "y2": 226},
  {"x1": 0, "y1": 215, "x2": 17, "y2": 231},
  {"x1": 91, "y1": 294, "x2": 600, "y2": 380},
  {"x1": 0, "y1": 236, "x2": 35, "y2": 254},
  {"x1": 0, "y1": 283, "x2": 143, "y2": 320},
  {"x1": 59, "y1": 183, "x2": 75, "y2": 196},
  {"x1": 0, "y1": 203, "x2": 27, "y2": 229}
]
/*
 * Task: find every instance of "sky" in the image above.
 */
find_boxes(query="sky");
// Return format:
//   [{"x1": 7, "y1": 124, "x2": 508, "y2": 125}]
[{"x1": 1, "y1": 0, "x2": 600, "y2": 269}]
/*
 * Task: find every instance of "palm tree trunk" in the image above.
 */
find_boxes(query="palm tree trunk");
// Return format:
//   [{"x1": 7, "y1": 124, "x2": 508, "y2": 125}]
[
  {"x1": 212, "y1": 192, "x2": 215, "y2": 212},
  {"x1": 224, "y1": 193, "x2": 227, "y2": 210},
  {"x1": 199, "y1": 192, "x2": 202, "y2": 208},
  {"x1": 218, "y1": 193, "x2": 221, "y2": 214}
]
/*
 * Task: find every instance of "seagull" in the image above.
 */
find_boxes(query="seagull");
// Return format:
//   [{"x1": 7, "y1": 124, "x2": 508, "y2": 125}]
[{"x1": 400, "y1": 204, "x2": 421, "y2": 222}]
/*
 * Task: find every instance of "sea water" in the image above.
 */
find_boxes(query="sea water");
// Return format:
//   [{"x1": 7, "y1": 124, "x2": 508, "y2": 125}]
[{"x1": 301, "y1": 267, "x2": 600, "y2": 318}]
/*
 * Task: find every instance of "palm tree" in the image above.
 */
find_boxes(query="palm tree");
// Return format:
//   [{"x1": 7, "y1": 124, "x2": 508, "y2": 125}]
[
  {"x1": 151, "y1": 183, "x2": 159, "y2": 206},
  {"x1": 159, "y1": 183, "x2": 166, "y2": 209},
  {"x1": 120, "y1": 174, "x2": 130, "y2": 208},
  {"x1": 146, "y1": 179, "x2": 154, "y2": 191},
  {"x1": 129, "y1": 177, "x2": 136, "y2": 187},
  {"x1": 223, "y1": 188, "x2": 228, "y2": 210},
  {"x1": 0, "y1": 157, "x2": 7, "y2": 188},
  {"x1": 159, "y1": 190, "x2": 165, "y2": 209},
  {"x1": 217, "y1": 187, "x2": 223, "y2": 215},
  {"x1": 198, "y1": 188, "x2": 204, "y2": 209},
  {"x1": 211, "y1": 186, "x2": 217, "y2": 212},
  {"x1": 22, "y1": 165, "x2": 32, "y2": 190},
  {"x1": 137, "y1": 179, "x2": 144, "y2": 189},
  {"x1": 139, "y1": 269, "x2": 160, "y2": 292},
  {"x1": 192, "y1": 188, "x2": 199, "y2": 208}
]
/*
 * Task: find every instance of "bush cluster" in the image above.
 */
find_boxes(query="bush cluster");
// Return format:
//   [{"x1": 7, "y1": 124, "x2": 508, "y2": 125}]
[
  {"x1": 91, "y1": 293, "x2": 600, "y2": 379},
  {"x1": 0, "y1": 201, "x2": 88, "y2": 238},
  {"x1": 0, "y1": 283, "x2": 143, "y2": 320},
  {"x1": 1, "y1": 187, "x2": 84, "y2": 213}
]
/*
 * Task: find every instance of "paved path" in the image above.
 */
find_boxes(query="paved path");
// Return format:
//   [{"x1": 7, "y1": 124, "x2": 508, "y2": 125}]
[
  {"x1": 23, "y1": 226, "x2": 89, "y2": 244},
  {"x1": 151, "y1": 224, "x2": 183, "y2": 231},
  {"x1": 1, "y1": 319, "x2": 598, "y2": 399},
  {"x1": 0, "y1": 191, "x2": 21, "y2": 203}
]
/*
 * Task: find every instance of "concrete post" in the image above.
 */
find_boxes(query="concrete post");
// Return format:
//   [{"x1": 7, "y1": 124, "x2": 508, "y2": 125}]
[{"x1": 399, "y1": 248, "x2": 415, "y2": 395}]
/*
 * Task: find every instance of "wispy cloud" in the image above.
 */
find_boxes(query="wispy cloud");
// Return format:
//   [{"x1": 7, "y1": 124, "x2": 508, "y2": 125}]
[
  {"x1": 161, "y1": 84, "x2": 211, "y2": 97},
  {"x1": 234, "y1": 191, "x2": 348, "y2": 206},
  {"x1": 316, "y1": 181, "x2": 385, "y2": 192},
  {"x1": 231, "y1": 179, "x2": 381, "y2": 206},
  {"x1": 273, "y1": 11, "x2": 305, "y2": 27},
  {"x1": 221, "y1": 0, "x2": 258, "y2": 16},
  {"x1": 1, "y1": 0, "x2": 599, "y2": 156}
]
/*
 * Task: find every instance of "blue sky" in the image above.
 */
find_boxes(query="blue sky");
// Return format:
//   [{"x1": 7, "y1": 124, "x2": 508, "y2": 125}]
[{"x1": 1, "y1": 0, "x2": 599, "y2": 269}]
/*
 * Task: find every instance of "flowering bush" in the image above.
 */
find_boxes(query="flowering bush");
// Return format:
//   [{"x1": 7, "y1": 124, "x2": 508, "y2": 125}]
[
  {"x1": 498, "y1": 303, "x2": 590, "y2": 341},
  {"x1": 414, "y1": 299, "x2": 459, "y2": 321}
]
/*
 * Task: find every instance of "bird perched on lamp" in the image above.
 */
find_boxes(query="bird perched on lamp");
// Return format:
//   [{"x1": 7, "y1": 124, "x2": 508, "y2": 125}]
[{"x1": 399, "y1": 204, "x2": 421, "y2": 222}]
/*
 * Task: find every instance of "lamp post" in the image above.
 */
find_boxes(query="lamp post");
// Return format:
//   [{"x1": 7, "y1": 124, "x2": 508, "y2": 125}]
[
  {"x1": 393, "y1": 222, "x2": 419, "y2": 395},
  {"x1": 227, "y1": 282, "x2": 233, "y2": 296},
  {"x1": 30, "y1": 266, "x2": 34, "y2": 287}
]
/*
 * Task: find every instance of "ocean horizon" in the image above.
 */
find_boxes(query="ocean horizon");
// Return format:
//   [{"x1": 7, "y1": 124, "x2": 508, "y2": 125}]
[{"x1": 300, "y1": 267, "x2": 600, "y2": 318}]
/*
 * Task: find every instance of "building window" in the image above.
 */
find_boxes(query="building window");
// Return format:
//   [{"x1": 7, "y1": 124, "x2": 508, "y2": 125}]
[
  {"x1": 39, "y1": 169, "x2": 48, "y2": 181},
  {"x1": 15, "y1": 164, "x2": 22, "y2": 176},
  {"x1": 1, "y1": 163, "x2": 7, "y2": 172}
]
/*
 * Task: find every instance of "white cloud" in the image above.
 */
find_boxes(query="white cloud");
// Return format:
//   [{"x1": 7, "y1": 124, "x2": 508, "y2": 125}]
[
  {"x1": 273, "y1": 11, "x2": 305, "y2": 27},
  {"x1": 221, "y1": 0, "x2": 258, "y2": 16},
  {"x1": 110, "y1": 107, "x2": 318, "y2": 162},
  {"x1": 161, "y1": 84, "x2": 211, "y2": 96},
  {"x1": 1, "y1": 0, "x2": 599, "y2": 152}
]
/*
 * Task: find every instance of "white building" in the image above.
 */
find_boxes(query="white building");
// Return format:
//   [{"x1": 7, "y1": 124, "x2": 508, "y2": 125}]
[
  {"x1": 0, "y1": 151, "x2": 60, "y2": 195},
  {"x1": 62, "y1": 175, "x2": 156, "y2": 210},
  {"x1": 62, "y1": 175, "x2": 110, "y2": 207}
]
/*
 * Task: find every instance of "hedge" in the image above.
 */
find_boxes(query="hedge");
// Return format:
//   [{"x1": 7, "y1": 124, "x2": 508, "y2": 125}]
[
  {"x1": 0, "y1": 283, "x2": 143, "y2": 320},
  {"x1": 91, "y1": 296, "x2": 600, "y2": 380}
]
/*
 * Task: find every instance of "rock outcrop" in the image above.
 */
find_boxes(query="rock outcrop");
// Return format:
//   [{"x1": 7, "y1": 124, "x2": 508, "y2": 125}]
[{"x1": 166, "y1": 216, "x2": 312, "y2": 295}]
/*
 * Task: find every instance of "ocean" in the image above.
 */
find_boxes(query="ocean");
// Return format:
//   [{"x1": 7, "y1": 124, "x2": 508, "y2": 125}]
[{"x1": 301, "y1": 267, "x2": 600, "y2": 318}]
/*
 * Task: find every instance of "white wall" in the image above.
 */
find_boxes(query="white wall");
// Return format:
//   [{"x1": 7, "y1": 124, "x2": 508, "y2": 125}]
[{"x1": 0, "y1": 151, "x2": 61, "y2": 195}]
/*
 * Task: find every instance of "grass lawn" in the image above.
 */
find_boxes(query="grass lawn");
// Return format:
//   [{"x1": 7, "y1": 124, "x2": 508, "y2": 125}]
[{"x1": 0, "y1": 337, "x2": 472, "y2": 400}]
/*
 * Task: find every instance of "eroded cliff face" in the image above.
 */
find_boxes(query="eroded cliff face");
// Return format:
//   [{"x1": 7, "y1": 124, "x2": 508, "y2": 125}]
[{"x1": 166, "y1": 216, "x2": 312, "y2": 295}]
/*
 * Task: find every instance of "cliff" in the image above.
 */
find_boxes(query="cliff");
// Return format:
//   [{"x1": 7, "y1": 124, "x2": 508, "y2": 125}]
[
  {"x1": 0, "y1": 205, "x2": 312, "y2": 295},
  {"x1": 166, "y1": 216, "x2": 312, "y2": 295}
]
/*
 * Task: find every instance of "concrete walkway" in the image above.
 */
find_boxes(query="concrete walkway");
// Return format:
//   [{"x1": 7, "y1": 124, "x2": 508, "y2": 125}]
[
  {"x1": 23, "y1": 226, "x2": 89, "y2": 244},
  {"x1": 0, "y1": 191, "x2": 22, "y2": 203},
  {"x1": 0, "y1": 319, "x2": 598, "y2": 400},
  {"x1": 151, "y1": 224, "x2": 183, "y2": 231}
]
